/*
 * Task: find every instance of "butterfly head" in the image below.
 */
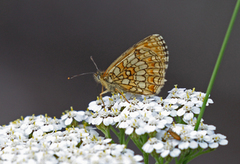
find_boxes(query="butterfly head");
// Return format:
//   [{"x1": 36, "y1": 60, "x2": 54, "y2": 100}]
[{"x1": 93, "y1": 71, "x2": 103, "y2": 83}]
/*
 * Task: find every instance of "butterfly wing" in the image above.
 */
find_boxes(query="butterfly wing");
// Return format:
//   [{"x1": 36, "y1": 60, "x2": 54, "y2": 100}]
[{"x1": 103, "y1": 34, "x2": 169, "y2": 95}]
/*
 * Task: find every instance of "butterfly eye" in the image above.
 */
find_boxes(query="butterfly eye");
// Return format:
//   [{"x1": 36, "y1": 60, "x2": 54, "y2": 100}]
[{"x1": 93, "y1": 72, "x2": 101, "y2": 82}]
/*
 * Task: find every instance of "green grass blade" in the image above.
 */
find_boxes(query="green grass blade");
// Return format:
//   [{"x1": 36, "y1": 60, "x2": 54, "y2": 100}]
[{"x1": 195, "y1": 0, "x2": 240, "y2": 130}]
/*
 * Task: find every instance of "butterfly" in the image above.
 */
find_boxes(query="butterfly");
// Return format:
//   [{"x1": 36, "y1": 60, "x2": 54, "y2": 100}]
[{"x1": 93, "y1": 34, "x2": 169, "y2": 101}]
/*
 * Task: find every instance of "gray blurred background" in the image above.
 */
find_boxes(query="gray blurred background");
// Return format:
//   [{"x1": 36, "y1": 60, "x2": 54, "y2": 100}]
[{"x1": 0, "y1": 1, "x2": 239, "y2": 163}]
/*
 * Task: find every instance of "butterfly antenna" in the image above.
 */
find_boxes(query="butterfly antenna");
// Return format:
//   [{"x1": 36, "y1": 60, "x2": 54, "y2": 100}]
[
  {"x1": 90, "y1": 56, "x2": 99, "y2": 71},
  {"x1": 68, "y1": 72, "x2": 95, "y2": 79}
]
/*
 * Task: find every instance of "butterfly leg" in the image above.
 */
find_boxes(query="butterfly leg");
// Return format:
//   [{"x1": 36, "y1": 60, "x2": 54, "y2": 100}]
[
  {"x1": 114, "y1": 88, "x2": 130, "y2": 103},
  {"x1": 99, "y1": 86, "x2": 108, "y2": 106},
  {"x1": 99, "y1": 87, "x2": 130, "y2": 105}
]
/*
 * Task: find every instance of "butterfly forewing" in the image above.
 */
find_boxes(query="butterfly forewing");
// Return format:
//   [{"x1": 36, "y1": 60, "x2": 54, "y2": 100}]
[{"x1": 100, "y1": 34, "x2": 169, "y2": 96}]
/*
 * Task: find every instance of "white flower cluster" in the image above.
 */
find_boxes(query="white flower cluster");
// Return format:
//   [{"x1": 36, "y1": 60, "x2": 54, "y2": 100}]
[
  {"x1": 143, "y1": 123, "x2": 228, "y2": 158},
  {"x1": 0, "y1": 113, "x2": 143, "y2": 164},
  {"x1": 87, "y1": 86, "x2": 228, "y2": 158},
  {"x1": 0, "y1": 86, "x2": 228, "y2": 163}
]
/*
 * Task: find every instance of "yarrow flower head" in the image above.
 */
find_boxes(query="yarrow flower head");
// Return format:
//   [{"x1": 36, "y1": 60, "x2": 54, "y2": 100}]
[
  {"x1": 85, "y1": 86, "x2": 226, "y2": 162},
  {"x1": 0, "y1": 115, "x2": 143, "y2": 164},
  {"x1": 61, "y1": 106, "x2": 87, "y2": 126},
  {"x1": 0, "y1": 86, "x2": 227, "y2": 164}
]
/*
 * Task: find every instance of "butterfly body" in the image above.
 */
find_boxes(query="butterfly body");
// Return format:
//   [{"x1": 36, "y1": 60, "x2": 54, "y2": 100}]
[
  {"x1": 94, "y1": 34, "x2": 169, "y2": 96},
  {"x1": 94, "y1": 70, "x2": 124, "y2": 94}
]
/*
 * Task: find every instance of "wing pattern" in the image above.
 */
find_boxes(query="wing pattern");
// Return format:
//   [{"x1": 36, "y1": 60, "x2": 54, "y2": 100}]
[{"x1": 101, "y1": 34, "x2": 169, "y2": 95}]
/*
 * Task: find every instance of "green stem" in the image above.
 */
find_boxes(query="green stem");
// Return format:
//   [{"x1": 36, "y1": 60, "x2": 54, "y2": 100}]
[
  {"x1": 178, "y1": 149, "x2": 191, "y2": 164},
  {"x1": 125, "y1": 136, "x2": 131, "y2": 145},
  {"x1": 141, "y1": 133, "x2": 149, "y2": 145},
  {"x1": 175, "y1": 157, "x2": 179, "y2": 164},
  {"x1": 154, "y1": 155, "x2": 162, "y2": 164},
  {"x1": 143, "y1": 152, "x2": 149, "y2": 164},
  {"x1": 132, "y1": 138, "x2": 143, "y2": 151},
  {"x1": 182, "y1": 148, "x2": 215, "y2": 163},
  {"x1": 110, "y1": 126, "x2": 119, "y2": 137},
  {"x1": 195, "y1": 0, "x2": 240, "y2": 130},
  {"x1": 159, "y1": 156, "x2": 164, "y2": 164},
  {"x1": 106, "y1": 126, "x2": 111, "y2": 138},
  {"x1": 119, "y1": 129, "x2": 125, "y2": 144},
  {"x1": 164, "y1": 157, "x2": 172, "y2": 164}
]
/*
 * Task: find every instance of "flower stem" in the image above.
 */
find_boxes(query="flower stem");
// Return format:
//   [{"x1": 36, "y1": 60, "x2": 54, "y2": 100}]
[
  {"x1": 110, "y1": 125, "x2": 119, "y2": 137},
  {"x1": 125, "y1": 136, "x2": 131, "y2": 145},
  {"x1": 119, "y1": 129, "x2": 125, "y2": 144},
  {"x1": 143, "y1": 152, "x2": 149, "y2": 164},
  {"x1": 182, "y1": 148, "x2": 215, "y2": 163},
  {"x1": 195, "y1": 0, "x2": 240, "y2": 130}
]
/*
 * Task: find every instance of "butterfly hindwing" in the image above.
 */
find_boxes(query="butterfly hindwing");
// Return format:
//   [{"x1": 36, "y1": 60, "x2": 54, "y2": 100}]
[{"x1": 102, "y1": 34, "x2": 169, "y2": 95}]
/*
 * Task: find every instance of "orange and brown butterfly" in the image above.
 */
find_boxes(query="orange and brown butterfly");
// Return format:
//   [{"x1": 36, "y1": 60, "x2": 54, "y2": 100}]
[{"x1": 93, "y1": 34, "x2": 169, "y2": 100}]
